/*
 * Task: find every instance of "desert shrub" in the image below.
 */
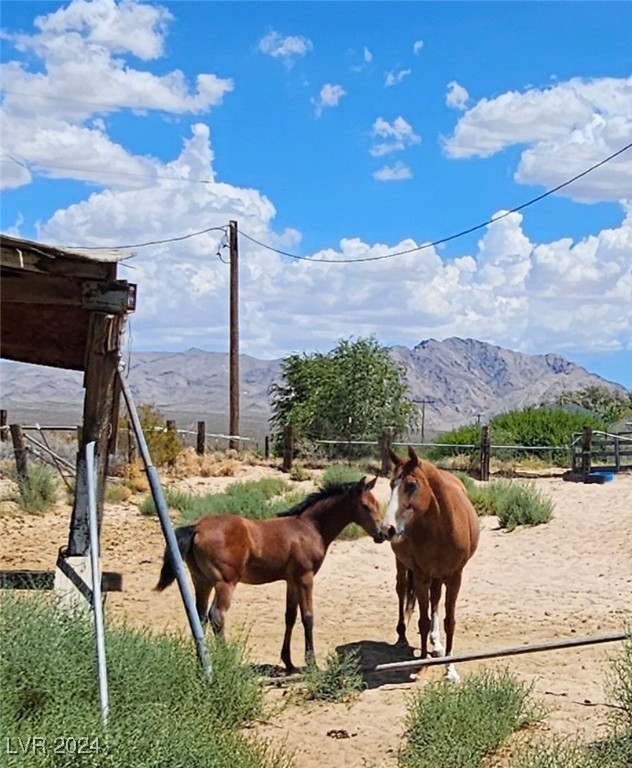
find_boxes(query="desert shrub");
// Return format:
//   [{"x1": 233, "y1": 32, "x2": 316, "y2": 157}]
[
  {"x1": 450, "y1": 475, "x2": 553, "y2": 526},
  {"x1": 122, "y1": 403, "x2": 183, "y2": 467},
  {"x1": 321, "y1": 463, "x2": 365, "y2": 486},
  {"x1": 302, "y1": 649, "x2": 364, "y2": 702},
  {"x1": 609, "y1": 631, "x2": 632, "y2": 734},
  {"x1": 0, "y1": 595, "x2": 289, "y2": 768},
  {"x1": 513, "y1": 736, "x2": 631, "y2": 768},
  {"x1": 289, "y1": 464, "x2": 312, "y2": 482},
  {"x1": 139, "y1": 478, "x2": 294, "y2": 523},
  {"x1": 11, "y1": 464, "x2": 60, "y2": 513},
  {"x1": 400, "y1": 669, "x2": 542, "y2": 768},
  {"x1": 491, "y1": 481, "x2": 554, "y2": 530},
  {"x1": 105, "y1": 482, "x2": 132, "y2": 504}
]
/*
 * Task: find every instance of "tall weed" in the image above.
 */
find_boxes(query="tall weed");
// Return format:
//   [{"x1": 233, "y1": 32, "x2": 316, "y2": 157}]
[
  {"x1": 400, "y1": 669, "x2": 542, "y2": 768},
  {"x1": 0, "y1": 595, "x2": 289, "y2": 768}
]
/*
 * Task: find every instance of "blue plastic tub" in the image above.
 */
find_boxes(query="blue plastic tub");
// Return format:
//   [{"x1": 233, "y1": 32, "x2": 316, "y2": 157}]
[{"x1": 589, "y1": 470, "x2": 614, "y2": 483}]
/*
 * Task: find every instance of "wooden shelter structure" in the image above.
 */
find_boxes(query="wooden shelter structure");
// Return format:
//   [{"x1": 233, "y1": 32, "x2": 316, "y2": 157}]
[{"x1": 0, "y1": 233, "x2": 136, "y2": 555}]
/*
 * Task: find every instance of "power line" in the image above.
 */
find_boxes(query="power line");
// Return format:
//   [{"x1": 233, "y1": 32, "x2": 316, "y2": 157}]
[
  {"x1": 239, "y1": 140, "x2": 632, "y2": 264},
  {"x1": 78, "y1": 226, "x2": 228, "y2": 250}
]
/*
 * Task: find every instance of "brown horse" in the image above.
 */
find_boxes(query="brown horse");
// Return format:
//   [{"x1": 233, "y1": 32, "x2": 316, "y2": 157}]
[
  {"x1": 155, "y1": 477, "x2": 384, "y2": 672},
  {"x1": 381, "y1": 447, "x2": 479, "y2": 682}
]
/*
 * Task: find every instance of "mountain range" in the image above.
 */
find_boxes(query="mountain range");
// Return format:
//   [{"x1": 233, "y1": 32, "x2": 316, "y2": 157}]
[{"x1": 0, "y1": 337, "x2": 625, "y2": 438}]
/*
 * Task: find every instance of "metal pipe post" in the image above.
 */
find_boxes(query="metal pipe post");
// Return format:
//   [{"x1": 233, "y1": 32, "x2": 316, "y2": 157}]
[
  {"x1": 116, "y1": 366, "x2": 213, "y2": 683},
  {"x1": 86, "y1": 441, "x2": 109, "y2": 728}
]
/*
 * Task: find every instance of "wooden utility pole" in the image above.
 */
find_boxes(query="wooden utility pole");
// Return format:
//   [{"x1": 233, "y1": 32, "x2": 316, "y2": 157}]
[
  {"x1": 415, "y1": 398, "x2": 435, "y2": 442},
  {"x1": 229, "y1": 220, "x2": 240, "y2": 451}
]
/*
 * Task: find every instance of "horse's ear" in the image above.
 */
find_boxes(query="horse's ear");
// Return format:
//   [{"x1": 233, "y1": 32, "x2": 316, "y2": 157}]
[
  {"x1": 388, "y1": 448, "x2": 402, "y2": 466},
  {"x1": 407, "y1": 445, "x2": 419, "y2": 466},
  {"x1": 365, "y1": 476, "x2": 377, "y2": 490}
]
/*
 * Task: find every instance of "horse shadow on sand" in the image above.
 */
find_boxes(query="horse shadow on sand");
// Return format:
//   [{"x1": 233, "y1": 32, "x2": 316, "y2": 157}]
[
  {"x1": 336, "y1": 639, "x2": 419, "y2": 689},
  {"x1": 250, "y1": 640, "x2": 419, "y2": 689}
]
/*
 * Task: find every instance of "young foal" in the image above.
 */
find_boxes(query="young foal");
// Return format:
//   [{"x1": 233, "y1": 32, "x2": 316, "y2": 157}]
[
  {"x1": 155, "y1": 477, "x2": 384, "y2": 672},
  {"x1": 381, "y1": 447, "x2": 479, "y2": 682}
]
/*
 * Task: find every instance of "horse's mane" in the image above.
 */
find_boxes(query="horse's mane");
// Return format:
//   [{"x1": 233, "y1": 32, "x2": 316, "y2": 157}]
[{"x1": 276, "y1": 481, "x2": 358, "y2": 518}]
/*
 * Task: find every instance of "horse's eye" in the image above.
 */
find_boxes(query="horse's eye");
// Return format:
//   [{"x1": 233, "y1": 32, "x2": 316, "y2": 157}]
[{"x1": 404, "y1": 480, "x2": 417, "y2": 494}]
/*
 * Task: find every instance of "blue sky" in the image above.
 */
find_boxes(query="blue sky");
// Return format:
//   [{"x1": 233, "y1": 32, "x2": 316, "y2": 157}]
[{"x1": 1, "y1": 0, "x2": 631, "y2": 388}]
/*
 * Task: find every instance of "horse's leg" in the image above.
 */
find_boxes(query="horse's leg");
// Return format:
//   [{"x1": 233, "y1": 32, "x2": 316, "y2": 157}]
[
  {"x1": 429, "y1": 578, "x2": 445, "y2": 656},
  {"x1": 208, "y1": 581, "x2": 235, "y2": 640},
  {"x1": 190, "y1": 571, "x2": 213, "y2": 626},
  {"x1": 413, "y1": 575, "x2": 431, "y2": 659},
  {"x1": 281, "y1": 580, "x2": 299, "y2": 673},
  {"x1": 443, "y1": 571, "x2": 463, "y2": 683},
  {"x1": 297, "y1": 572, "x2": 315, "y2": 668},
  {"x1": 395, "y1": 559, "x2": 409, "y2": 646}
]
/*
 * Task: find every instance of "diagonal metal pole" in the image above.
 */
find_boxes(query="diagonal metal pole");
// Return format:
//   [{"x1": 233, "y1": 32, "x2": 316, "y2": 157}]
[
  {"x1": 117, "y1": 365, "x2": 213, "y2": 683},
  {"x1": 86, "y1": 441, "x2": 109, "y2": 728}
]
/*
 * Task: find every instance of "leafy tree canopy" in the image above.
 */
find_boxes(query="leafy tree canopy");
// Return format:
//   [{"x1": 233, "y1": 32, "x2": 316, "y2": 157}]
[
  {"x1": 555, "y1": 385, "x2": 632, "y2": 424},
  {"x1": 269, "y1": 336, "x2": 416, "y2": 441}
]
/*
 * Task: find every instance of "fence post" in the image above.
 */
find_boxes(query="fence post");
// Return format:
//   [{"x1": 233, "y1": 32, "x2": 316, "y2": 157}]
[
  {"x1": 0, "y1": 410, "x2": 7, "y2": 442},
  {"x1": 479, "y1": 425, "x2": 490, "y2": 482},
  {"x1": 264, "y1": 435, "x2": 270, "y2": 459},
  {"x1": 127, "y1": 424, "x2": 137, "y2": 465},
  {"x1": 282, "y1": 425, "x2": 293, "y2": 472},
  {"x1": 380, "y1": 426, "x2": 394, "y2": 476},
  {"x1": 580, "y1": 425, "x2": 592, "y2": 481},
  {"x1": 9, "y1": 424, "x2": 28, "y2": 479},
  {"x1": 196, "y1": 421, "x2": 206, "y2": 456},
  {"x1": 614, "y1": 435, "x2": 621, "y2": 472}
]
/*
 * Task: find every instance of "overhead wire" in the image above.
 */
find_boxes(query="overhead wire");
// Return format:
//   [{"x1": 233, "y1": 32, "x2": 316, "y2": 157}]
[
  {"x1": 239, "y1": 140, "x2": 632, "y2": 264},
  {"x1": 2, "y1": 141, "x2": 630, "y2": 257}
]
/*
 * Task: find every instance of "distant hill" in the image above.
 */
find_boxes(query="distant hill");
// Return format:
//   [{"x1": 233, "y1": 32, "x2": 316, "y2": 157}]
[{"x1": 0, "y1": 338, "x2": 625, "y2": 436}]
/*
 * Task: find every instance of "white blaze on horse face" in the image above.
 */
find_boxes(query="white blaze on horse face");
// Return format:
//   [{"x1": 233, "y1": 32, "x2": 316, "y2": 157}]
[{"x1": 383, "y1": 480, "x2": 411, "y2": 536}]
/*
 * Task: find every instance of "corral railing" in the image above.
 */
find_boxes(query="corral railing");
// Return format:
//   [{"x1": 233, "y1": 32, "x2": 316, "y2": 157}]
[{"x1": 570, "y1": 428, "x2": 632, "y2": 474}]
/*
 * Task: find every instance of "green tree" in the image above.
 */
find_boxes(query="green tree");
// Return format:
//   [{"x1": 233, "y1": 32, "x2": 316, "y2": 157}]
[
  {"x1": 269, "y1": 336, "x2": 416, "y2": 443},
  {"x1": 555, "y1": 385, "x2": 632, "y2": 425}
]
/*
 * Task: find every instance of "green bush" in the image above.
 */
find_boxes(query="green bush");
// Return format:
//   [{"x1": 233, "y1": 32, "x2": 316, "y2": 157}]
[
  {"x1": 512, "y1": 736, "x2": 632, "y2": 768},
  {"x1": 400, "y1": 669, "x2": 542, "y2": 768},
  {"x1": 453, "y1": 476, "x2": 554, "y2": 528},
  {"x1": 0, "y1": 595, "x2": 289, "y2": 768},
  {"x1": 140, "y1": 478, "x2": 295, "y2": 523},
  {"x1": 491, "y1": 481, "x2": 554, "y2": 530},
  {"x1": 11, "y1": 464, "x2": 60, "y2": 513},
  {"x1": 429, "y1": 407, "x2": 608, "y2": 466},
  {"x1": 302, "y1": 649, "x2": 364, "y2": 702},
  {"x1": 609, "y1": 631, "x2": 632, "y2": 735},
  {"x1": 123, "y1": 403, "x2": 183, "y2": 467}
]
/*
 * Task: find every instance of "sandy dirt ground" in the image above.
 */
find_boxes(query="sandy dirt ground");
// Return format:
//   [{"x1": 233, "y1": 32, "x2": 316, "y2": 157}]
[{"x1": 1, "y1": 464, "x2": 631, "y2": 767}]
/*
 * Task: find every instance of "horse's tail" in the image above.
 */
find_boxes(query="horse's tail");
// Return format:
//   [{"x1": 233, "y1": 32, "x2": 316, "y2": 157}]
[
  {"x1": 404, "y1": 569, "x2": 416, "y2": 623},
  {"x1": 154, "y1": 524, "x2": 197, "y2": 592}
]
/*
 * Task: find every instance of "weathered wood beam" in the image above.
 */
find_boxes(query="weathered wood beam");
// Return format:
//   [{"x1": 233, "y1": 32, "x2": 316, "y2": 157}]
[
  {"x1": 0, "y1": 303, "x2": 87, "y2": 369},
  {"x1": 1, "y1": 245, "x2": 112, "y2": 280},
  {"x1": 1, "y1": 271, "x2": 135, "y2": 313},
  {"x1": 67, "y1": 313, "x2": 124, "y2": 555}
]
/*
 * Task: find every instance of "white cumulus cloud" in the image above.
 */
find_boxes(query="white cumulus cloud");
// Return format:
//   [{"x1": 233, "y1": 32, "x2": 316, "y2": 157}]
[
  {"x1": 0, "y1": 0, "x2": 233, "y2": 191},
  {"x1": 443, "y1": 76, "x2": 632, "y2": 202},
  {"x1": 257, "y1": 29, "x2": 313, "y2": 67},
  {"x1": 385, "y1": 69, "x2": 411, "y2": 87},
  {"x1": 312, "y1": 83, "x2": 346, "y2": 117},
  {"x1": 370, "y1": 116, "x2": 421, "y2": 157},
  {"x1": 446, "y1": 81, "x2": 469, "y2": 110},
  {"x1": 373, "y1": 162, "x2": 412, "y2": 181},
  {"x1": 413, "y1": 40, "x2": 424, "y2": 55}
]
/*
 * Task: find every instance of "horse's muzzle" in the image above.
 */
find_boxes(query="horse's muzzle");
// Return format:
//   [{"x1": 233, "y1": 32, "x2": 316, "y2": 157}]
[
  {"x1": 372, "y1": 528, "x2": 386, "y2": 544},
  {"x1": 381, "y1": 525, "x2": 397, "y2": 542}
]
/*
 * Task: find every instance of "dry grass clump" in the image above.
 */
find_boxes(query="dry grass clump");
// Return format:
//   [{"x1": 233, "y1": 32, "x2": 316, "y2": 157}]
[{"x1": 171, "y1": 447, "x2": 239, "y2": 478}]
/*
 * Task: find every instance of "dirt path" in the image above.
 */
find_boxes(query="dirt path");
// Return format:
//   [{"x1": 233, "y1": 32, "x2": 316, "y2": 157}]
[{"x1": 1, "y1": 469, "x2": 631, "y2": 767}]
